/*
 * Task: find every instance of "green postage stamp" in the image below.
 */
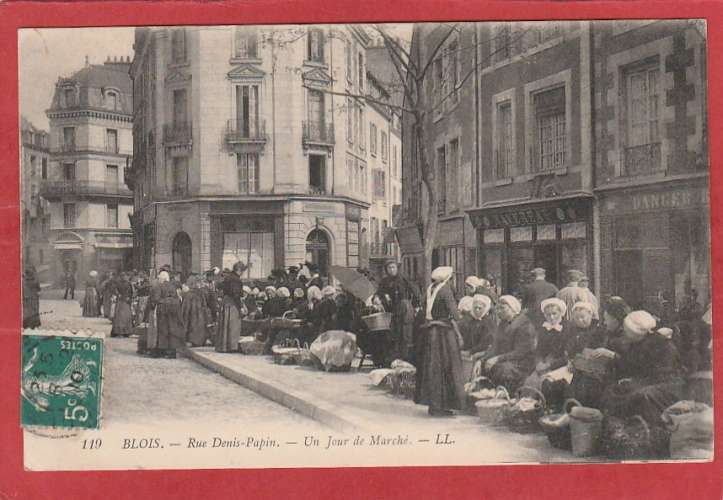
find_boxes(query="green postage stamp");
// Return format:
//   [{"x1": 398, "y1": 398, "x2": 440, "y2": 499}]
[{"x1": 21, "y1": 334, "x2": 103, "y2": 430}]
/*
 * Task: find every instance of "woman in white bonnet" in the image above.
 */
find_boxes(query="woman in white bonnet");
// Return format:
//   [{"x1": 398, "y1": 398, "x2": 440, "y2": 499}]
[
  {"x1": 600, "y1": 310, "x2": 686, "y2": 427},
  {"x1": 414, "y1": 266, "x2": 466, "y2": 417},
  {"x1": 457, "y1": 294, "x2": 495, "y2": 356}
]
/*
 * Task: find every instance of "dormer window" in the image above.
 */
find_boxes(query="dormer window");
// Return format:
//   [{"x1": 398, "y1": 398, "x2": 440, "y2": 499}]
[
  {"x1": 104, "y1": 90, "x2": 119, "y2": 110},
  {"x1": 234, "y1": 26, "x2": 258, "y2": 59},
  {"x1": 63, "y1": 87, "x2": 76, "y2": 108}
]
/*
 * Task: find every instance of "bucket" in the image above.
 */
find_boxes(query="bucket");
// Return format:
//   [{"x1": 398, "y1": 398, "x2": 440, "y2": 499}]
[{"x1": 569, "y1": 405, "x2": 603, "y2": 457}]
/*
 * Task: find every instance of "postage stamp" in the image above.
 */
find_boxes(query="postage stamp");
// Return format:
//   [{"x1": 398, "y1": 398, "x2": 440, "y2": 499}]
[{"x1": 21, "y1": 335, "x2": 103, "y2": 430}]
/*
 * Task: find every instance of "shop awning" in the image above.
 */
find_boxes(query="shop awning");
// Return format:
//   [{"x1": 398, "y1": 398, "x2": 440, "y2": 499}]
[{"x1": 466, "y1": 195, "x2": 593, "y2": 230}]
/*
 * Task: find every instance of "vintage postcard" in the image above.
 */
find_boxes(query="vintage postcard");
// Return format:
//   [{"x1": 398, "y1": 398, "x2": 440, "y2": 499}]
[{"x1": 19, "y1": 19, "x2": 713, "y2": 471}]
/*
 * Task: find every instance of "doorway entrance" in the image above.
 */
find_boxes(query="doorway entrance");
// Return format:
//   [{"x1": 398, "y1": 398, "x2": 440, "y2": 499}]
[
  {"x1": 306, "y1": 229, "x2": 330, "y2": 277},
  {"x1": 172, "y1": 232, "x2": 192, "y2": 282},
  {"x1": 534, "y1": 243, "x2": 559, "y2": 287},
  {"x1": 614, "y1": 249, "x2": 643, "y2": 309}
]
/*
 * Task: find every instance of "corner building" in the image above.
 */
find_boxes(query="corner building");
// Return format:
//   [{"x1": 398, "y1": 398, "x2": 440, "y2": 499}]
[{"x1": 129, "y1": 25, "x2": 374, "y2": 279}]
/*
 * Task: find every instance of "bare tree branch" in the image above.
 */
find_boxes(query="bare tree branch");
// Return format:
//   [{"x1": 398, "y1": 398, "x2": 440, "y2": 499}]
[
  {"x1": 418, "y1": 23, "x2": 459, "y2": 81},
  {"x1": 302, "y1": 85, "x2": 414, "y2": 113}
]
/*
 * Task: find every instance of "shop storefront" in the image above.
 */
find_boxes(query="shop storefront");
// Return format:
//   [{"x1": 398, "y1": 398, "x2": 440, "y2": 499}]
[
  {"x1": 468, "y1": 197, "x2": 593, "y2": 294},
  {"x1": 598, "y1": 180, "x2": 710, "y2": 312}
]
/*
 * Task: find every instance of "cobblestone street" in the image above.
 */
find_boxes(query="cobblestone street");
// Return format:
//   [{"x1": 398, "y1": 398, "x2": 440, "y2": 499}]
[{"x1": 36, "y1": 294, "x2": 329, "y2": 432}]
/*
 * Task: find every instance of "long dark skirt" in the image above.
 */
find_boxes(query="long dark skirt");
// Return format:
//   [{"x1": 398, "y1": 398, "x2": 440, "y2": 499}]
[
  {"x1": 488, "y1": 358, "x2": 535, "y2": 394},
  {"x1": 600, "y1": 379, "x2": 685, "y2": 426},
  {"x1": 215, "y1": 298, "x2": 241, "y2": 353},
  {"x1": 23, "y1": 295, "x2": 41, "y2": 329},
  {"x1": 82, "y1": 287, "x2": 100, "y2": 317},
  {"x1": 414, "y1": 322, "x2": 466, "y2": 411},
  {"x1": 182, "y1": 292, "x2": 211, "y2": 347},
  {"x1": 111, "y1": 299, "x2": 133, "y2": 336},
  {"x1": 102, "y1": 291, "x2": 114, "y2": 319},
  {"x1": 391, "y1": 299, "x2": 416, "y2": 362},
  {"x1": 147, "y1": 302, "x2": 184, "y2": 351}
]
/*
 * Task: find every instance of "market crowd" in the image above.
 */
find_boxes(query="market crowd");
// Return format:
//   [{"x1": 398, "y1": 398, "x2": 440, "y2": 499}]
[{"x1": 22, "y1": 259, "x2": 712, "y2": 449}]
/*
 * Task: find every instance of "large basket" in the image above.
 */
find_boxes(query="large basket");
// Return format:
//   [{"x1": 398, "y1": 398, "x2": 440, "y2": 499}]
[
  {"x1": 241, "y1": 318, "x2": 270, "y2": 337},
  {"x1": 362, "y1": 312, "x2": 393, "y2": 331},
  {"x1": 238, "y1": 336, "x2": 266, "y2": 355},
  {"x1": 572, "y1": 348, "x2": 615, "y2": 380},
  {"x1": 504, "y1": 386, "x2": 547, "y2": 434},
  {"x1": 270, "y1": 311, "x2": 305, "y2": 330},
  {"x1": 475, "y1": 386, "x2": 513, "y2": 426},
  {"x1": 539, "y1": 399, "x2": 580, "y2": 450}
]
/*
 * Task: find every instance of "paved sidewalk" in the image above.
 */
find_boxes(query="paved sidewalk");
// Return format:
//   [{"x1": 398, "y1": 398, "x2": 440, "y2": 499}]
[{"x1": 187, "y1": 348, "x2": 578, "y2": 463}]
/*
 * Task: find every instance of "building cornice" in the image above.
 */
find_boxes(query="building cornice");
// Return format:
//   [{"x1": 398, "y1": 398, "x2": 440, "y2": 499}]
[{"x1": 46, "y1": 108, "x2": 133, "y2": 123}]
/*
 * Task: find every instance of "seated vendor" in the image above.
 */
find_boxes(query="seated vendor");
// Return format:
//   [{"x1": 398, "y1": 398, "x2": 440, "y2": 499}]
[
  {"x1": 473, "y1": 295, "x2": 536, "y2": 393},
  {"x1": 523, "y1": 298, "x2": 569, "y2": 396},
  {"x1": 600, "y1": 310, "x2": 685, "y2": 427},
  {"x1": 459, "y1": 295, "x2": 495, "y2": 355}
]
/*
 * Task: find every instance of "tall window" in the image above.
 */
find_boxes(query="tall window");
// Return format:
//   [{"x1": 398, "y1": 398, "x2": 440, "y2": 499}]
[
  {"x1": 534, "y1": 86, "x2": 566, "y2": 171},
  {"x1": 370, "y1": 123, "x2": 377, "y2": 155},
  {"x1": 346, "y1": 98, "x2": 353, "y2": 143},
  {"x1": 173, "y1": 89, "x2": 188, "y2": 126},
  {"x1": 41, "y1": 158, "x2": 47, "y2": 179},
  {"x1": 392, "y1": 144, "x2": 398, "y2": 177},
  {"x1": 235, "y1": 84, "x2": 259, "y2": 138},
  {"x1": 381, "y1": 131, "x2": 388, "y2": 162},
  {"x1": 234, "y1": 26, "x2": 258, "y2": 59},
  {"x1": 437, "y1": 146, "x2": 447, "y2": 214},
  {"x1": 63, "y1": 163, "x2": 75, "y2": 181},
  {"x1": 373, "y1": 169, "x2": 386, "y2": 199},
  {"x1": 309, "y1": 154, "x2": 325, "y2": 193},
  {"x1": 448, "y1": 139, "x2": 459, "y2": 211},
  {"x1": 63, "y1": 203, "x2": 76, "y2": 227},
  {"x1": 63, "y1": 127, "x2": 75, "y2": 150},
  {"x1": 494, "y1": 23, "x2": 512, "y2": 63},
  {"x1": 106, "y1": 203, "x2": 118, "y2": 228},
  {"x1": 496, "y1": 100, "x2": 513, "y2": 178},
  {"x1": 625, "y1": 64, "x2": 661, "y2": 175},
  {"x1": 106, "y1": 165, "x2": 119, "y2": 190},
  {"x1": 106, "y1": 129, "x2": 118, "y2": 153},
  {"x1": 360, "y1": 162, "x2": 367, "y2": 195},
  {"x1": 171, "y1": 157, "x2": 188, "y2": 195},
  {"x1": 433, "y1": 57, "x2": 444, "y2": 115},
  {"x1": 358, "y1": 53, "x2": 364, "y2": 91},
  {"x1": 171, "y1": 29, "x2": 187, "y2": 64},
  {"x1": 345, "y1": 39, "x2": 352, "y2": 82},
  {"x1": 105, "y1": 91, "x2": 118, "y2": 110},
  {"x1": 308, "y1": 89, "x2": 325, "y2": 129},
  {"x1": 63, "y1": 88, "x2": 75, "y2": 107},
  {"x1": 447, "y1": 37, "x2": 460, "y2": 104},
  {"x1": 307, "y1": 28, "x2": 325, "y2": 63},
  {"x1": 237, "y1": 153, "x2": 259, "y2": 194},
  {"x1": 359, "y1": 106, "x2": 366, "y2": 150}
]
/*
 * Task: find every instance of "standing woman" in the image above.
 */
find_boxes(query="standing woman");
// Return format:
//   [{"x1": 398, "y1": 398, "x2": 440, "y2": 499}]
[
  {"x1": 147, "y1": 270, "x2": 184, "y2": 358},
  {"x1": 414, "y1": 266, "x2": 466, "y2": 417},
  {"x1": 82, "y1": 271, "x2": 100, "y2": 317},
  {"x1": 111, "y1": 274, "x2": 134, "y2": 337},
  {"x1": 101, "y1": 272, "x2": 116, "y2": 320},
  {"x1": 182, "y1": 275, "x2": 212, "y2": 347},
  {"x1": 215, "y1": 261, "x2": 247, "y2": 353},
  {"x1": 377, "y1": 260, "x2": 420, "y2": 362},
  {"x1": 22, "y1": 267, "x2": 41, "y2": 329}
]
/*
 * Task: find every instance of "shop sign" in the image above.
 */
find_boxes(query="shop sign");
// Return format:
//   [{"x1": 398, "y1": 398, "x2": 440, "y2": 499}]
[
  {"x1": 303, "y1": 202, "x2": 338, "y2": 215},
  {"x1": 628, "y1": 187, "x2": 709, "y2": 212},
  {"x1": 397, "y1": 225, "x2": 424, "y2": 254},
  {"x1": 470, "y1": 200, "x2": 589, "y2": 230}
]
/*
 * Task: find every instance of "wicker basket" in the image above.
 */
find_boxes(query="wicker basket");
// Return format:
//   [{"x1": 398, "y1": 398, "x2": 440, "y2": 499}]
[
  {"x1": 361, "y1": 312, "x2": 393, "y2": 331},
  {"x1": 504, "y1": 386, "x2": 547, "y2": 434},
  {"x1": 572, "y1": 348, "x2": 615, "y2": 380},
  {"x1": 475, "y1": 387, "x2": 513, "y2": 426},
  {"x1": 270, "y1": 311, "x2": 305, "y2": 330}
]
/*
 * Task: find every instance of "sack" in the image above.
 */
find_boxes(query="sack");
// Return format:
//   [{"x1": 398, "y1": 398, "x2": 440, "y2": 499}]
[
  {"x1": 504, "y1": 386, "x2": 547, "y2": 434},
  {"x1": 601, "y1": 415, "x2": 670, "y2": 460},
  {"x1": 238, "y1": 336, "x2": 265, "y2": 355},
  {"x1": 309, "y1": 330, "x2": 357, "y2": 372},
  {"x1": 662, "y1": 400, "x2": 714, "y2": 459}
]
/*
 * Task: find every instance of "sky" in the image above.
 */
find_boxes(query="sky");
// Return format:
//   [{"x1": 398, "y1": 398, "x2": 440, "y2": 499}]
[
  {"x1": 19, "y1": 27, "x2": 136, "y2": 130},
  {"x1": 18, "y1": 24, "x2": 413, "y2": 132}
]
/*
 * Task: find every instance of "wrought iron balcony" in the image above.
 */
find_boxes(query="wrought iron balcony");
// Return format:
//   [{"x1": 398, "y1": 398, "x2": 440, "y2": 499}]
[
  {"x1": 54, "y1": 142, "x2": 77, "y2": 153},
  {"x1": 308, "y1": 185, "x2": 327, "y2": 195},
  {"x1": 225, "y1": 119, "x2": 267, "y2": 145},
  {"x1": 622, "y1": 143, "x2": 662, "y2": 176},
  {"x1": 302, "y1": 121, "x2": 335, "y2": 147},
  {"x1": 40, "y1": 180, "x2": 132, "y2": 200},
  {"x1": 163, "y1": 121, "x2": 193, "y2": 145}
]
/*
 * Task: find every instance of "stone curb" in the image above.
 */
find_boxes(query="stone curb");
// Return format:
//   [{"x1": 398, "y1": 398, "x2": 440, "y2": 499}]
[{"x1": 184, "y1": 349, "x2": 374, "y2": 434}]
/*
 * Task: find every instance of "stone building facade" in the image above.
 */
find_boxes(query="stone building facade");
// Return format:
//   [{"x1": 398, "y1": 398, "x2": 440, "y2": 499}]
[
  {"x1": 43, "y1": 58, "x2": 134, "y2": 283},
  {"x1": 129, "y1": 25, "x2": 402, "y2": 281}
]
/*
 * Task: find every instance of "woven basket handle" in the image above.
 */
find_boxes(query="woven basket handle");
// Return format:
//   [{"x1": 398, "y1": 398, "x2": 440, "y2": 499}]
[
  {"x1": 494, "y1": 386, "x2": 511, "y2": 402},
  {"x1": 563, "y1": 398, "x2": 582, "y2": 414},
  {"x1": 631, "y1": 415, "x2": 651, "y2": 443},
  {"x1": 515, "y1": 385, "x2": 547, "y2": 410}
]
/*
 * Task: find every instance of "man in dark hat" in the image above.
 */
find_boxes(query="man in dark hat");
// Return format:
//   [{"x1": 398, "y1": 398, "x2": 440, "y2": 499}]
[
  {"x1": 376, "y1": 259, "x2": 420, "y2": 362},
  {"x1": 306, "y1": 263, "x2": 323, "y2": 289},
  {"x1": 286, "y1": 266, "x2": 301, "y2": 291},
  {"x1": 522, "y1": 267, "x2": 559, "y2": 327}
]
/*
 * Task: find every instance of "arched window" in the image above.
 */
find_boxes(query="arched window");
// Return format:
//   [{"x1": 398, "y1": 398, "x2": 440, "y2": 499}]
[{"x1": 172, "y1": 232, "x2": 192, "y2": 281}]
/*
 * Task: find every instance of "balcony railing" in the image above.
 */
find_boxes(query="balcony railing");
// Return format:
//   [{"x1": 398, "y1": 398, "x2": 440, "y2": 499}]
[
  {"x1": 622, "y1": 142, "x2": 662, "y2": 176},
  {"x1": 495, "y1": 150, "x2": 510, "y2": 179},
  {"x1": 225, "y1": 119, "x2": 267, "y2": 145},
  {"x1": 302, "y1": 121, "x2": 335, "y2": 147},
  {"x1": 40, "y1": 180, "x2": 132, "y2": 199},
  {"x1": 105, "y1": 143, "x2": 120, "y2": 154},
  {"x1": 308, "y1": 185, "x2": 327, "y2": 196},
  {"x1": 163, "y1": 121, "x2": 193, "y2": 144},
  {"x1": 58, "y1": 142, "x2": 77, "y2": 153}
]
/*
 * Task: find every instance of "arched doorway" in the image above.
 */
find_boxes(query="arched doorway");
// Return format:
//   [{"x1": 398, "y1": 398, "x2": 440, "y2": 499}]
[
  {"x1": 306, "y1": 229, "x2": 330, "y2": 277},
  {"x1": 172, "y1": 232, "x2": 192, "y2": 281}
]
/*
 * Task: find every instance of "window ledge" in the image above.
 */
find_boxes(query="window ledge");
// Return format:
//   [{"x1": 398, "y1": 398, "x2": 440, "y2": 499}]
[
  {"x1": 230, "y1": 57, "x2": 262, "y2": 65},
  {"x1": 303, "y1": 60, "x2": 328, "y2": 69},
  {"x1": 494, "y1": 177, "x2": 513, "y2": 186},
  {"x1": 168, "y1": 61, "x2": 190, "y2": 70}
]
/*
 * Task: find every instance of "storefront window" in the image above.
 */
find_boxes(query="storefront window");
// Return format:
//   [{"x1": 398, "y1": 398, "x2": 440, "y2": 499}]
[
  {"x1": 537, "y1": 224, "x2": 556, "y2": 240},
  {"x1": 484, "y1": 229, "x2": 504, "y2": 244},
  {"x1": 223, "y1": 232, "x2": 274, "y2": 280},
  {"x1": 510, "y1": 226, "x2": 532, "y2": 242},
  {"x1": 561, "y1": 240, "x2": 587, "y2": 283},
  {"x1": 509, "y1": 246, "x2": 534, "y2": 294},
  {"x1": 483, "y1": 247, "x2": 503, "y2": 292}
]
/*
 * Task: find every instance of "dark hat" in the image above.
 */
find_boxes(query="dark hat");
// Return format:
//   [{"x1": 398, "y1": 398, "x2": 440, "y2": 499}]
[
  {"x1": 604, "y1": 296, "x2": 632, "y2": 323},
  {"x1": 232, "y1": 261, "x2": 248, "y2": 273},
  {"x1": 288, "y1": 266, "x2": 299, "y2": 273}
]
